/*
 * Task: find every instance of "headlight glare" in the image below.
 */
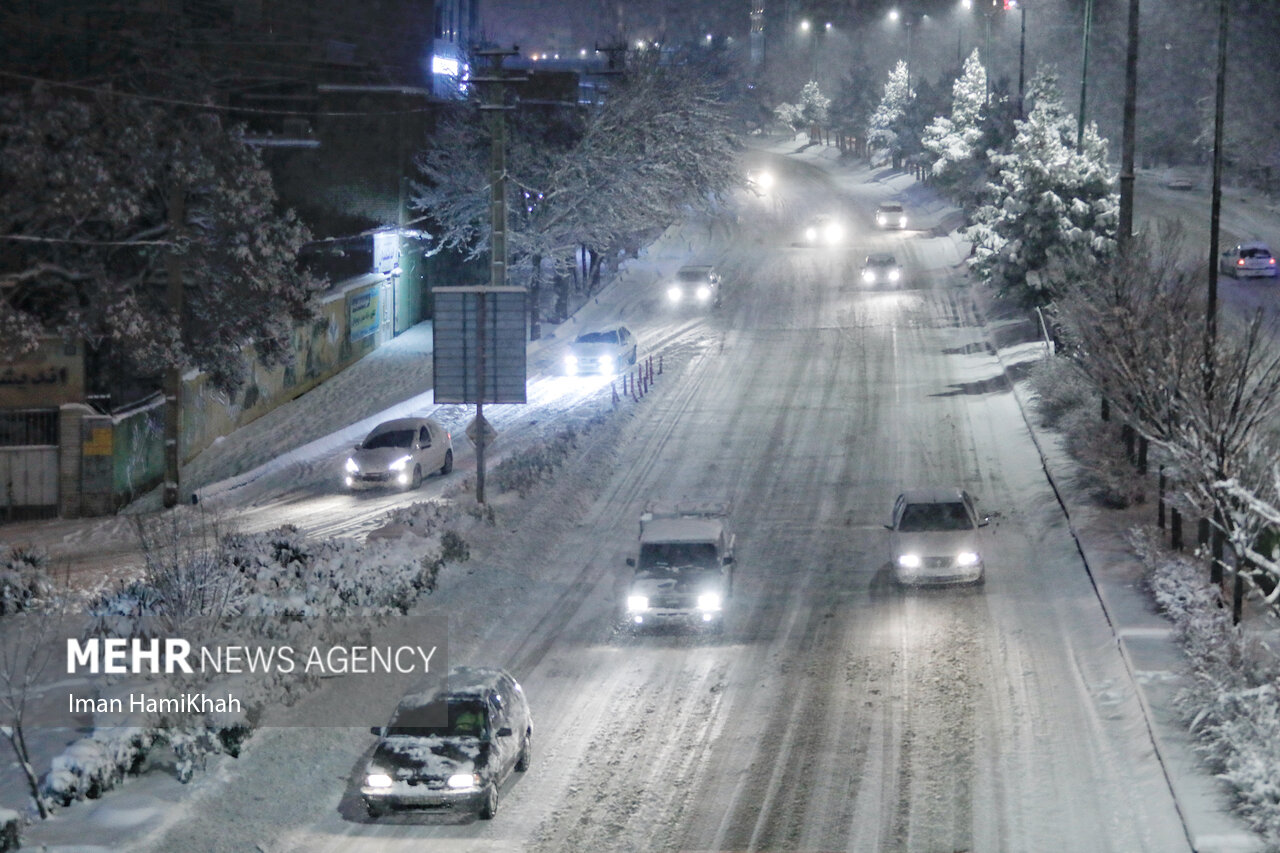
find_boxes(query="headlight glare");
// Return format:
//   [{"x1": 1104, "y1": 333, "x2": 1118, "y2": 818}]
[
  {"x1": 696, "y1": 285, "x2": 711, "y2": 301},
  {"x1": 366, "y1": 773, "x2": 392, "y2": 788},
  {"x1": 627, "y1": 594, "x2": 649, "y2": 613},
  {"x1": 889, "y1": 269, "x2": 901, "y2": 282},
  {"x1": 447, "y1": 773, "x2": 480, "y2": 789},
  {"x1": 345, "y1": 457, "x2": 359, "y2": 474},
  {"x1": 862, "y1": 269, "x2": 876, "y2": 283},
  {"x1": 388, "y1": 455, "x2": 412, "y2": 472},
  {"x1": 667, "y1": 286, "x2": 682, "y2": 303},
  {"x1": 957, "y1": 552, "x2": 980, "y2": 566},
  {"x1": 897, "y1": 554, "x2": 921, "y2": 569},
  {"x1": 697, "y1": 592, "x2": 723, "y2": 612}
]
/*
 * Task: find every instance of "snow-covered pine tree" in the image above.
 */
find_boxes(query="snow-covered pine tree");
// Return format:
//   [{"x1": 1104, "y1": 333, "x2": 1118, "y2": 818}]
[
  {"x1": 966, "y1": 68, "x2": 1118, "y2": 305},
  {"x1": 867, "y1": 61, "x2": 914, "y2": 168},
  {"x1": 923, "y1": 49, "x2": 987, "y2": 199}
]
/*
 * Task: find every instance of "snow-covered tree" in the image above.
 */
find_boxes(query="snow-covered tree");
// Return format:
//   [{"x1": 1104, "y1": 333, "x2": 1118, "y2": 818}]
[
  {"x1": 867, "y1": 61, "x2": 914, "y2": 167},
  {"x1": 413, "y1": 59, "x2": 739, "y2": 306},
  {"x1": 1052, "y1": 223, "x2": 1280, "y2": 610},
  {"x1": 923, "y1": 50, "x2": 987, "y2": 199},
  {"x1": 773, "y1": 81, "x2": 830, "y2": 139},
  {"x1": 0, "y1": 88, "x2": 324, "y2": 395},
  {"x1": 966, "y1": 69, "x2": 1118, "y2": 305}
]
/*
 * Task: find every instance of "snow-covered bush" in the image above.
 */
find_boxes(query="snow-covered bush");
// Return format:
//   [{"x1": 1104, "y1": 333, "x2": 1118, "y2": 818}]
[
  {"x1": 0, "y1": 809, "x2": 16, "y2": 852},
  {"x1": 1027, "y1": 356, "x2": 1145, "y2": 507},
  {"x1": 41, "y1": 727, "x2": 156, "y2": 806},
  {"x1": 492, "y1": 425, "x2": 582, "y2": 497},
  {"x1": 1133, "y1": 528, "x2": 1280, "y2": 845},
  {"x1": 0, "y1": 544, "x2": 52, "y2": 616}
]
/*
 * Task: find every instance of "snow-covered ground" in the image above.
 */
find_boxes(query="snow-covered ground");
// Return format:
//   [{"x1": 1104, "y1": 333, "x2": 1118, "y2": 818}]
[{"x1": 0, "y1": 136, "x2": 1273, "y2": 852}]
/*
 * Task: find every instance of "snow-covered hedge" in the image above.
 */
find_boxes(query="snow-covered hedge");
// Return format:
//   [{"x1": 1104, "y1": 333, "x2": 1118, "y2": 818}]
[
  {"x1": 1132, "y1": 528, "x2": 1280, "y2": 846},
  {"x1": 42, "y1": 501, "x2": 468, "y2": 810},
  {"x1": 492, "y1": 420, "x2": 600, "y2": 498},
  {"x1": 0, "y1": 544, "x2": 53, "y2": 616},
  {"x1": 0, "y1": 808, "x2": 16, "y2": 852}
]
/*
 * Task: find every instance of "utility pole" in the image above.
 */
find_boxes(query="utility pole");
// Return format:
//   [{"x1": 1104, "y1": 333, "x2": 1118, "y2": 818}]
[
  {"x1": 470, "y1": 47, "x2": 522, "y2": 504},
  {"x1": 162, "y1": 180, "x2": 183, "y2": 508},
  {"x1": 1076, "y1": 0, "x2": 1094, "y2": 152},
  {"x1": 1117, "y1": 0, "x2": 1139, "y2": 253}
]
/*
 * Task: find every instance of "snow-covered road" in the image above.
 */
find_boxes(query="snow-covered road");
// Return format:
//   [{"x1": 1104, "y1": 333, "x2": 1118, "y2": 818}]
[{"x1": 79, "y1": 150, "x2": 1199, "y2": 852}]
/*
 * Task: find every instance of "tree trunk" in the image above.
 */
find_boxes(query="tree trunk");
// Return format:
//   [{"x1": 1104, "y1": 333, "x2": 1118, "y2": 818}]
[
  {"x1": 6, "y1": 725, "x2": 48, "y2": 818},
  {"x1": 528, "y1": 254, "x2": 542, "y2": 341}
]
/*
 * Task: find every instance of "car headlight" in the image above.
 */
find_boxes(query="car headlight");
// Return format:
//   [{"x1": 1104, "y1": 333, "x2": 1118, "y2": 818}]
[
  {"x1": 564, "y1": 354, "x2": 578, "y2": 374},
  {"x1": 889, "y1": 269, "x2": 900, "y2": 282},
  {"x1": 897, "y1": 554, "x2": 921, "y2": 569},
  {"x1": 627, "y1": 594, "x2": 649, "y2": 613},
  {"x1": 388, "y1": 455, "x2": 412, "y2": 472},
  {"x1": 667, "y1": 285, "x2": 683, "y2": 303},
  {"x1": 600, "y1": 355, "x2": 614, "y2": 371},
  {"x1": 366, "y1": 773, "x2": 393, "y2": 789},
  {"x1": 899, "y1": 215, "x2": 907, "y2": 227},
  {"x1": 824, "y1": 223, "x2": 843, "y2": 244},
  {"x1": 447, "y1": 773, "x2": 480, "y2": 790},
  {"x1": 862, "y1": 269, "x2": 876, "y2": 283},
  {"x1": 345, "y1": 457, "x2": 359, "y2": 474},
  {"x1": 956, "y1": 552, "x2": 980, "y2": 566},
  {"x1": 697, "y1": 592, "x2": 723, "y2": 612},
  {"x1": 877, "y1": 214, "x2": 887, "y2": 225},
  {"x1": 804, "y1": 226, "x2": 817, "y2": 242},
  {"x1": 696, "y1": 285, "x2": 711, "y2": 301}
]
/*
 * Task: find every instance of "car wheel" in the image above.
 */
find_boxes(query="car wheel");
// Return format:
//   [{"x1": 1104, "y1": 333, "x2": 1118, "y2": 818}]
[
  {"x1": 366, "y1": 801, "x2": 386, "y2": 819},
  {"x1": 515, "y1": 732, "x2": 531, "y2": 771},
  {"x1": 479, "y1": 783, "x2": 499, "y2": 820},
  {"x1": 410, "y1": 464, "x2": 423, "y2": 490},
  {"x1": 440, "y1": 450, "x2": 453, "y2": 476}
]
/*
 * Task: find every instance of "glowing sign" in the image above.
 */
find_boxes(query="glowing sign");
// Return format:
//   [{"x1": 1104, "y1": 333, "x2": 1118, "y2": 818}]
[{"x1": 432, "y1": 55, "x2": 460, "y2": 77}]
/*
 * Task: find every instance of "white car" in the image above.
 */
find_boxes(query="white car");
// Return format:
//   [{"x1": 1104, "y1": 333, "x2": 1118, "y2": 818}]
[
  {"x1": 886, "y1": 488, "x2": 989, "y2": 586},
  {"x1": 875, "y1": 202, "x2": 908, "y2": 229},
  {"x1": 1218, "y1": 241, "x2": 1278, "y2": 278},
  {"x1": 801, "y1": 215, "x2": 844, "y2": 246},
  {"x1": 667, "y1": 266, "x2": 722, "y2": 308},
  {"x1": 860, "y1": 252, "x2": 903, "y2": 286},
  {"x1": 564, "y1": 325, "x2": 638, "y2": 376},
  {"x1": 344, "y1": 417, "x2": 453, "y2": 490}
]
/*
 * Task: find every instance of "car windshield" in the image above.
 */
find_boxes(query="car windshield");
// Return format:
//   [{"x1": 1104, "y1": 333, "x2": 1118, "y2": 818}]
[
  {"x1": 637, "y1": 542, "x2": 719, "y2": 577},
  {"x1": 879, "y1": 204, "x2": 902, "y2": 212},
  {"x1": 898, "y1": 502, "x2": 973, "y2": 532},
  {"x1": 1241, "y1": 246, "x2": 1272, "y2": 259},
  {"x1": 868, "y1": 256, "x2": 895, "y2": 265},
  {"x1": 677, "y1": 269, "x2": 709, "y2": 282},
  {"x1": 363, "y1": 429, "x2": 414, "y2": 450},
  {"x1": 386, "y1": 699, "x2": 489, "y2": 739},
  {"x1": 576, "y1": 331, "x2": 619, "y2": 345}
]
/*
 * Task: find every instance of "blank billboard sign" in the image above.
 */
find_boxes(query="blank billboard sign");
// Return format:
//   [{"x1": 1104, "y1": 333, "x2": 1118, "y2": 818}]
[{"x1": 432, "y1": 286, "x2": 527, "y2": 404}]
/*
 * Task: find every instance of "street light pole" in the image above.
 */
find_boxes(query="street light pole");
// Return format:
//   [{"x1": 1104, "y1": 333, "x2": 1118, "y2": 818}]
[
  {"x1": 1017, "y1": 2, "x2": 1027, "y2": 117},
  {"x1": 1117, "y1": 0, "x2": 1140, "y2": 253}
]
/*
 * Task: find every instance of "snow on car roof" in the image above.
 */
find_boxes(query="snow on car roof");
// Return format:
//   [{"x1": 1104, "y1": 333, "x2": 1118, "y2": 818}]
[
  {"x1": 640, "y1": 516, "x2": 724, "y2": 544},
  {"x1": 396, "y1": 666, "x2": 508, "y2": 708},
  {"x1": 898, "y1": 486, "x2": 969, "y2": 504},
  {"x1": 369, "y1": 417, "x2": 430, "y2": 434}
]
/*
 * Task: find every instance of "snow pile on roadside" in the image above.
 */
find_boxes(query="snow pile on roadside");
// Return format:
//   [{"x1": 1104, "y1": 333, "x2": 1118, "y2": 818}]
[{"x1": 1132, "y1": 528, "x2": 1280, "y2": 845}]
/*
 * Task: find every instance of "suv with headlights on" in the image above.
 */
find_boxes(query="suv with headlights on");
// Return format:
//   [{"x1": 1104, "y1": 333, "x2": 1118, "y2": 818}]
[
  {"x1": 361, "y1": 666, "x2": 532, "y2": 820},
  {"x1": 886, "y1": 488, "x2": 989, "y2": 586},
  {"x1": 624, "y1": 502, "x2": 734, "y2": 633}
]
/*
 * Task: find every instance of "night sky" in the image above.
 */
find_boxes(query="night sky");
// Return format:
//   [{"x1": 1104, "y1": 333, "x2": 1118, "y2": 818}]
[{"x1": 481, "y1": 0, "x2": 753, "y2": 53}]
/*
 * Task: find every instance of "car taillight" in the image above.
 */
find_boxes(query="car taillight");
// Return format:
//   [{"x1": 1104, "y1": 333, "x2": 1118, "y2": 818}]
[{"x1": 1238, "y1": 259, "x2": 1245, "y2": 266}]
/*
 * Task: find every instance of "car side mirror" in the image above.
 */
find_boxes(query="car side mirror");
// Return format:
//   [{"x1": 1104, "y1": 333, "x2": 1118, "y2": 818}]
[
  {"x1": 354, "y1": 444, "x2": 362, "y2": 451},
  {"x1": 884, "y1": 523, "x2": 895, "y2": 530},
  {"x1": 979, "y1": 517, "x2": 990, "y2": 527},
  {"x1": 626, "y1": 557, "x2": 635, "y2": 567},
  {"x1": 370, "y1": 726, "x2": 383, "y2": 737},
  {"x1": 723, "y1": 555, "x2": 734, "y2": 565},
  {"x1": 497, "y1": 726, "x2": 513, "y2": 738}
]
